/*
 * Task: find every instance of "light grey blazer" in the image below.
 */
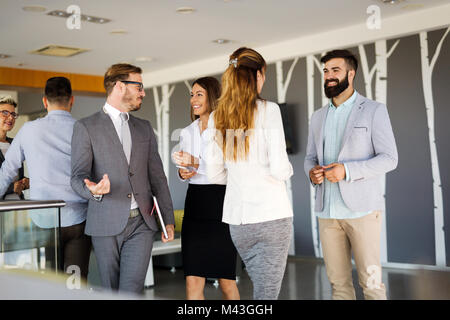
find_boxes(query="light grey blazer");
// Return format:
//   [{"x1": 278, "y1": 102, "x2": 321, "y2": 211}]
[
  {"x1": 304, "y1": 92, "x2": 398, "y2": 213},
  {"x1": 71, "y1": 109, "x2": 175, "y2": 236}
]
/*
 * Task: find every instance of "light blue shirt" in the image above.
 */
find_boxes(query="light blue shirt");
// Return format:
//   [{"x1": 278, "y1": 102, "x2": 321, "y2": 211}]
[
  {"x1": 0, "y1": 110, "x2": 87, "y2": 228},
  {"x1": 316, "y1": 90, "x2": 371, "y2": 220}
]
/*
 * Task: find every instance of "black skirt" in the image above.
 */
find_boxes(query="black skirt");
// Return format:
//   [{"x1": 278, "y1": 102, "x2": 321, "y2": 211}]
[{"x1": 181, "y1": 184, "x2": 237, "y2": 280}]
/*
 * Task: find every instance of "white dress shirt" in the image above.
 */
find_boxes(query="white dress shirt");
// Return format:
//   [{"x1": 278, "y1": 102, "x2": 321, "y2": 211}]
[
  {"x1": 205, "y1": 100, "x2": 293, "y2": 225},
  {"x1": 0, "y1": 141, "x2": 10, "y2": 157},
  {"x1": 178, "y1": 118, "x2": 224, "y2": 185},
  {"x1": 104, "y1": 102, "x2": 138, "y2": 210}
]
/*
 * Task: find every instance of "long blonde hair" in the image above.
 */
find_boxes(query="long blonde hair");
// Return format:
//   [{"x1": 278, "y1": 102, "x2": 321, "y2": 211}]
[{"x1": 214, "y1": 47, "x2": 266, "y2": 161}]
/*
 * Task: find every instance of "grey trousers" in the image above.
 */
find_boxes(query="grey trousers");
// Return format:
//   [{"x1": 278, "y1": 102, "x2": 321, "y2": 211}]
[
  {"x1": 91, "y1": 213, "x2": 156, "y2": 294},
  {"x1": 230, "y1": 217, "x2": 293, "y2": 300}
]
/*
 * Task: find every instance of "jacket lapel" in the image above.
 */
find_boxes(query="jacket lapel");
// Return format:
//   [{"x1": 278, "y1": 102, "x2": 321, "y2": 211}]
[
  {"x1": 317, "y1": 106, "x2": 329, "y2": 165},
  {"x1": 128, "y1": 115, "x2": 139, "y2": 168},
  {"x1": 338, "y1": 92, "x2": 366, "y2": 156}
]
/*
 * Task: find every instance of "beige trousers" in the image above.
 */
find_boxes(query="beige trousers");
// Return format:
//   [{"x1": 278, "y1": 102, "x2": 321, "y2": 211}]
[{"x1": 318, "y1": 211, "x2": 387, "y2": 300}]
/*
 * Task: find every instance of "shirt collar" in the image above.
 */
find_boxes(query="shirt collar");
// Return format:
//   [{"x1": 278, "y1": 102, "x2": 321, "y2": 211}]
[
  {"x1": 47, "y1": 110, "x2": 72, "y2": 117},
  {"x1": 104, "y1": 102, "x2": 128, "y2": 120},
  {"x1": 329, "y1": 90, "x2": 358, "y2": 110}
]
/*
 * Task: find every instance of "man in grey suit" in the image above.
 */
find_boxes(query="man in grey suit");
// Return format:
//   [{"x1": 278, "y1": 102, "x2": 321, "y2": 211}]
[
  {"x1": 71, "y1": 63, "x2": 175, "y2": 294},
  {"x1": 304, "y1": 50, "x2": 398, "y2": 300}
]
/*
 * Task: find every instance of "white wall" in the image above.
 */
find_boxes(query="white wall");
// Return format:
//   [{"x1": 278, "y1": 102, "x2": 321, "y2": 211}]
[{"x1": 142, "y1": 3, "x2": 450, "y2": 88}]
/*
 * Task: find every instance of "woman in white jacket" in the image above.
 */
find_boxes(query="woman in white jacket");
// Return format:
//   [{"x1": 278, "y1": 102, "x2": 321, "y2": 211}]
[{"x1": 205, "y1": 47, "x2": 294, "y2": 300}]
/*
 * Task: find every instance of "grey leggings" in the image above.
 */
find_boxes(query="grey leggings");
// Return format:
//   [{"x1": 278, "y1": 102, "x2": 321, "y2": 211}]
[{"x1": 230, "y1": 217, "x2": 293, "y2": 300}]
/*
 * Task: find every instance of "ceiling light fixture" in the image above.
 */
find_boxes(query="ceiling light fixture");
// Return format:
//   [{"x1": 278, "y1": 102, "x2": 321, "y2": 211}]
[
  {"x1": 30, "y1": 45, "x2": 89, "y2": 57},
  {"x1": 47, "y1": 10, "x2": 111, "y2": 24},
  {"x1": 110, "y1": 29, "x2": 128, "y2": 35},
  {"x1": 176, "y1": 7, "x2": 196, "y2": 14},
  {"x1": 22, "y1": 6, "x2": 46, "y2": 13},
  {"x1": 135, "y1": 57, "x2": 153, "y2": 62},
  {"x1": 212, "y1": 39, "x2": 231, "y2": 44},
  {"x1": 402, "y1": 4, "x2": 425, "y2": 10},
  {"x1": 380, "y1": 0, "x2": 404, "y2": 4}
]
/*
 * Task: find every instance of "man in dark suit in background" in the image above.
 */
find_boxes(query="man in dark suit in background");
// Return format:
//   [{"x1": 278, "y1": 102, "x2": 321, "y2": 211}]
[{"x1": 71, "y1": 63, "x2": 175, "y2": 294}]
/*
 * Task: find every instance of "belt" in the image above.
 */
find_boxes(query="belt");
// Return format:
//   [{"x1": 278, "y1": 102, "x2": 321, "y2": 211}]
[{"x1": 129, "y1": 208, "x2": 140, "y2": 218}]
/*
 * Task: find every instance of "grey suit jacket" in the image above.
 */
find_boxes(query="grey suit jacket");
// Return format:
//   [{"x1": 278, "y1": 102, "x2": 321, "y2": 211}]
[
  {"x1": 71, "y1": 109, "x2": 174, "y2": 236},
  {"x1": 304, "y1": 92, "x2": 398, "y2": 213}
]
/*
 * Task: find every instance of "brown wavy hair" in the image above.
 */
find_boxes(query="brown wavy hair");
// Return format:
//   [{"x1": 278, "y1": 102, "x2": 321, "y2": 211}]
[
  {"x1": 104, "y1": 63, "x2": 142, "y2": 96},
  {"x1": 190, "y1": 77, "x2": 221, "y2": 121},
  {"x1": 214, "y1": 47, "x2": 266, "y2": 161}
]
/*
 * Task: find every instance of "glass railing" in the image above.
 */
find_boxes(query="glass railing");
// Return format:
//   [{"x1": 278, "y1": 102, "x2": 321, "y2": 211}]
[{"x1": 0, "y1": 200, "x2": 65, "y2": 275}]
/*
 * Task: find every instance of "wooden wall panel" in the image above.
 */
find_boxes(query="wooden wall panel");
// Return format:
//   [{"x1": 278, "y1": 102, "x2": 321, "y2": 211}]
[{"x1": 0, "y1": 67, "x2": 105, "y2": 94}]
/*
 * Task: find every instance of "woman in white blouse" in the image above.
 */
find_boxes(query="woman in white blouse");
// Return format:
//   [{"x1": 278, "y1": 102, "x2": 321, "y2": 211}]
[
  {"x1": 205, "y1": 47, "x2": 294, "y2": 300},
  {"x1": 173, "y1": 77, "x2": 240, "y2": 300}
]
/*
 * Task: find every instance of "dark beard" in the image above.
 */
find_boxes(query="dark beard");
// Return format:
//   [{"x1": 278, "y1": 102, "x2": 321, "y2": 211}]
[{"x1": 324, "y1": 72, "x2": 349, "y2": 98}]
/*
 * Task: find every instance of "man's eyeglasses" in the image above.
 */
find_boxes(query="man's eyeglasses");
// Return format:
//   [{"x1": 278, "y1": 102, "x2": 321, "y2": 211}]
[
  {"x1": 0, "y1": 110, "x2": 19, "y2": 119},
  {"x1": 120, "y1": 80, "x2": 144, "y2": 92}
]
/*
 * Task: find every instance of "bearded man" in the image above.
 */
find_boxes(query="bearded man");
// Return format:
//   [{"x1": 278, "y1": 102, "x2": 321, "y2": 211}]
[{"x1": 304, "y1": 50, "x2": 398, "y2": 300}]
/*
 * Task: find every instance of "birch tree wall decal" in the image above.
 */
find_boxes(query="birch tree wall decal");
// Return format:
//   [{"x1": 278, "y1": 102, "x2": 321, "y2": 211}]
[
  {"x1": 420, "y1": 26, "x2": 449, "y2": 267},
  {"x1": 306, "y1": 53, "x2": 326, "y2": 258},
  {"x1": 358, "y1": 39, "x2": 400, "y2": 264},
  {"x1": 153, "y1": 84, "x2": 176, "y2": 180},
  {"x1": 276, "y1": 58, "x2": 299, "y2": 255},
  {"x1": 184, "y1": 80, "x2": 192, "y2": 93}
]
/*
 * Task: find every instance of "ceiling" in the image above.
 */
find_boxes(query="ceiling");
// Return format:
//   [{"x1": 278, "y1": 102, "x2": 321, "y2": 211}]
[{"x1": 0, "y1": 0, "x2": 448, "y2": 76}]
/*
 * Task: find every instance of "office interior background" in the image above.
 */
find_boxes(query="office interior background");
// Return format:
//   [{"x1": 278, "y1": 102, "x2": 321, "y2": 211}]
[{"x1": 0, "y1": 0, "x2": 449, "y2": 299}]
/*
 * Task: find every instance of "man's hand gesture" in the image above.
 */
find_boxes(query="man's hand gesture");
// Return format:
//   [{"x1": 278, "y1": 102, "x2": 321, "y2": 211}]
[{"x1": 84, "y1": 174, "x2": 110, "y2": 195}]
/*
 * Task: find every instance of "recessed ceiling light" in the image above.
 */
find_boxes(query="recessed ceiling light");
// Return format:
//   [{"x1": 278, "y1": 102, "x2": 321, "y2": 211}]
[
  {"x1": 176, "y1": 7, "x2": 196, "y2": 14},
  {"x1": 0, "y1": 54, "x2": 11, "y2": 59},
  {"x1": 136, "y1": 57, "x2": 153, "y2": 62},
  {"x1": 402, "y1": 4, "x2": 425, "y2": 10},
  {"x1": 380, "y1": 0, "x2": 404, "y2": 4},
  {"x1": 212, "y1": 39, "x2": 231, "y2": 44},
  {"x1": 110, "y1": 29, "x2": 128, "y2": 35},
  {"x1": 22, "y1": 6, "x2": 46, "y2": 13}
]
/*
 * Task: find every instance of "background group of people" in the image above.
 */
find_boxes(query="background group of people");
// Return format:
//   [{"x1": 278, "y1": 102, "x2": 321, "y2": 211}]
[{"x1": 0, "y1": 45, "x2": 397, "y2": 300}]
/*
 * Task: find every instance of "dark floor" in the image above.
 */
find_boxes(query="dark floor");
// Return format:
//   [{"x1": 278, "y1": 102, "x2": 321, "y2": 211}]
[{"x1": 144, "y1": 256, "x2": 450, "y2": 300}]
